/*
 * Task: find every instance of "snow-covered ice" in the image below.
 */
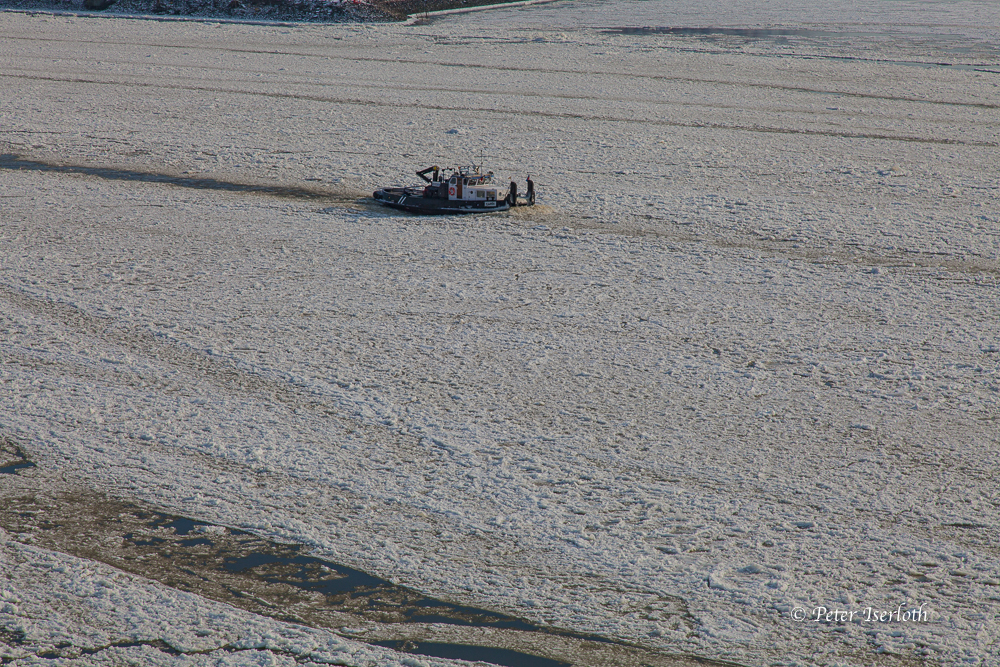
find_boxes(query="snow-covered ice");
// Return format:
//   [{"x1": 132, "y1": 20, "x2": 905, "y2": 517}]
[{"x1": 1, "y1": 1, "x2": 998, "y2": 665}]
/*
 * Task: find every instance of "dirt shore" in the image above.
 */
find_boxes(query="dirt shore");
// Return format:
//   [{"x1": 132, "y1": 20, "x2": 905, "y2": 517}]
[{"x1": 0, "y1": 0, "x2": 522, "y2": 22}]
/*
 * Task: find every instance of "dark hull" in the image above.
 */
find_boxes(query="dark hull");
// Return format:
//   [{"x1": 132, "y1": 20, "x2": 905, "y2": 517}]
[{"x1": 373, "y1": 187, "x2": 512, "y2": 214}]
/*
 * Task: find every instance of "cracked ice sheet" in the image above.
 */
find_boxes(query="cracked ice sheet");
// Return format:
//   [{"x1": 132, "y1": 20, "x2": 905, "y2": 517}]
[
  {"x1": 0, "y1": 529, "x2": 450, "y2": 666},
  {"x1": 2, "y1": 167, "x2": 998, "y2": 664},
  {"x1": 1, "y1": 1, "x2": 1000, "y2": 665}
]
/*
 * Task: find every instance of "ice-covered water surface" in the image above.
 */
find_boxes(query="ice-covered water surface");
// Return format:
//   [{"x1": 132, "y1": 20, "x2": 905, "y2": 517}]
[
  {"x1": 1, "y1": 1, "x2": 998, "y2": 665},
  {"x1": 453, "y1": 0, "x2": 999, "y2": 37}
]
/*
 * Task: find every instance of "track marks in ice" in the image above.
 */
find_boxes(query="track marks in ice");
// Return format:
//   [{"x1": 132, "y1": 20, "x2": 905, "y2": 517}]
[
  {"x1": 334, "y1": 53, "x2": 1000, "y2": 111},
  {"x1": 6, "y1": 30, "x2": 1000, "y2": 111},
  {"x1": 2, "y1": 71, "x2": 993, "y2": 148},
  {"x1": 0, "y1": 153, "x2": 366, "y2": 204}
]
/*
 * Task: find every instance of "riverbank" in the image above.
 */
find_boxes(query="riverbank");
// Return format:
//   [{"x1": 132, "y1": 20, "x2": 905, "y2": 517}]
[{"x1": 0, "y1": 0, "x2": 536, "y2": 22}]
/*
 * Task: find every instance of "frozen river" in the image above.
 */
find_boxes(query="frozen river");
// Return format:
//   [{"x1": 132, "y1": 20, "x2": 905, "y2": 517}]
[{"x1": 1, "y1": 1, "x2": 998, "y2": 665}]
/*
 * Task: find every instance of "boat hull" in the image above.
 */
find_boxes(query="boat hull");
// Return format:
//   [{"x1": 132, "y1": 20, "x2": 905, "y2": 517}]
[{"x1": 373, "y1": 188, "x2": 512, "y2": 214}]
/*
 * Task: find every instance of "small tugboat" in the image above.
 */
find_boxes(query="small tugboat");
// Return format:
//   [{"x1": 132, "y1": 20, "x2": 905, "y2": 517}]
[{"x1": 373, "y1": 165, "x2": 535, "y2": 214}]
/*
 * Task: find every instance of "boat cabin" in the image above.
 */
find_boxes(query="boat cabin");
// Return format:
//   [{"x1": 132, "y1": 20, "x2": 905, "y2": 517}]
[{"x1": 447, "y1": 172, "x2": 499, "y2": 207}]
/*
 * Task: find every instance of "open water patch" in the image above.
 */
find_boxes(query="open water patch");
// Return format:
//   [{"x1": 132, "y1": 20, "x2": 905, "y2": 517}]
[
  {"x1": 0, "y1": 488, "x2": 724, "y2": 666},
  {"x1": 0, "y1": 489, "x2": 538, "y2": 632},
  {"x1": 0, "y1": 438, "x2": 35, "y2": 475}
]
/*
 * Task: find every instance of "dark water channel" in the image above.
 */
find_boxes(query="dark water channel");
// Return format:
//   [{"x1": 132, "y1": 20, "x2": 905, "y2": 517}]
[{"x1": 373, "y1": 640, "x2": 568, "y2": 667}]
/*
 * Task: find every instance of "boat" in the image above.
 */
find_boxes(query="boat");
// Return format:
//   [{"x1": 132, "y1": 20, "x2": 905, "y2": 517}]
[{"x1": 373, "y1": 165, "x2": 535, "y2": 214}]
